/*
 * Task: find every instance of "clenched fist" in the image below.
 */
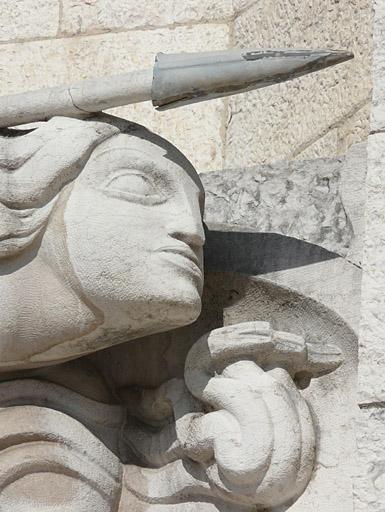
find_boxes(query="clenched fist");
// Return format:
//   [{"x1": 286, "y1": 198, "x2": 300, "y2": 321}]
[{"x1": 183, "y1": 321, "x2": 343, "y2": 508}]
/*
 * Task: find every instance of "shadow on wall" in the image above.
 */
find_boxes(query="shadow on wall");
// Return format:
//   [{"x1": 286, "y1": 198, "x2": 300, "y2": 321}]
[{"x1": 204, "y1": 230, "x2": 339, "y2": 275}]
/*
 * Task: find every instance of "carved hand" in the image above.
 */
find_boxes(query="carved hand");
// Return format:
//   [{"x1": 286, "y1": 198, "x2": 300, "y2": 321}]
[{"x1": 183, "y1": 321, "x2": 343, "y2": 508}]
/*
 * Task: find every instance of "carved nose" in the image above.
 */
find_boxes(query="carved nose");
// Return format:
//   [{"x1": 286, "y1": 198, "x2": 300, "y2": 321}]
[{"x1": 167, "y1": 211, "x2": 205, "y2": 248}]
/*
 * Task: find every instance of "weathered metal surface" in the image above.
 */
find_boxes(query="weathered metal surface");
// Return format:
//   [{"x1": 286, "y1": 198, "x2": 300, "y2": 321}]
[
  {"x1": 152, "y1": 48, "x2": 353, "y2": 110},
  {"x1": 0, "y1": 69, "x2": 153, "y2": 129},
  {"x1": 0, "y1": 48, "x2": 352, "y2": 128}
]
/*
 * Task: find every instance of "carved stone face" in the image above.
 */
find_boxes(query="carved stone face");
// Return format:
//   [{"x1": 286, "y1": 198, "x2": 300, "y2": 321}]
[
  {"x1": 0, "y1": 116, "x2": 205, "y2": 369},
  {"x1": 62, "y1": 132, "x2": 205, "y2": 328}
]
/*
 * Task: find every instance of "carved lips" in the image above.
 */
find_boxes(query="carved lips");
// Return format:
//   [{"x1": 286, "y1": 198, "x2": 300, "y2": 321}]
[{"x1": 156, "y1": 244, "x2": 202, "y2": 277}]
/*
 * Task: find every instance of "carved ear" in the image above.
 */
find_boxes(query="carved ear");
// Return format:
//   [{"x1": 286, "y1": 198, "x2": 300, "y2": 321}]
[{"x1": 0, "y1": 405, "x2": 123, "y2": 512}]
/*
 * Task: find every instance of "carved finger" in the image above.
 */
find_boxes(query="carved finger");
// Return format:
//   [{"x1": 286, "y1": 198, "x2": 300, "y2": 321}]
[
  {"x1": 187, "y1": 323, "x2": 343, "y2": 384},
  {"x1": 228, "y1": 364, "x2": 315, "y2": 506},
  {"x1": 266, "y1": 367, "x2": 316, "y2": 502},
  {"x1": 207, "y1": 321, "x2": 274, "y2": 365},
  {"x1": 304, "y1": 341, "x2": 344, "y2": 376},
  {"x1": 200, "y1": 375, "x2": 273, "y2": 487},
  {"x1": 267, "y1": 366, "x2": 302, "y2": 391}
]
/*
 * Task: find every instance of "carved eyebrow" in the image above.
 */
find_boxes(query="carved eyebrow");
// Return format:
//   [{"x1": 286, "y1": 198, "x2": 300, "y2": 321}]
[
  {"x1": 90, "y1": 147, "x2": 173, "y2": 175},
  {"x1": 91, "y1": 145, "x2": 205, "y2": 199},
  {"x1": 92, "y1": 147, "x2": 164, "y2": 161}
]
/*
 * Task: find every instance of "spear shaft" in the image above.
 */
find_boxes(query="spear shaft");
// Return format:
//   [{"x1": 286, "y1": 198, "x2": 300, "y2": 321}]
[
  {"x1": 0, "y1": 69, "x2": 153, "y2": 129},
  {"x1": 0, "y1": 48, "x2": 353, "y2": 129}
]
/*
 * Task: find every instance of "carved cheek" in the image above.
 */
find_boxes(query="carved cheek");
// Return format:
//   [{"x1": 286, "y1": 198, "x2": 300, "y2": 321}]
[{"x1": 63, "y1": 181, "x2": 140, "y2": 303}]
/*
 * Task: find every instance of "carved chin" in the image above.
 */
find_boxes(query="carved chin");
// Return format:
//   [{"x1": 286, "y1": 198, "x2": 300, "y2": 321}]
[
  {"x1": 170, "y1": 295, "x2": 202, "y2": 327},
  {"x1": 148, "y1": 292, "x2": 203, "y2": 331}
]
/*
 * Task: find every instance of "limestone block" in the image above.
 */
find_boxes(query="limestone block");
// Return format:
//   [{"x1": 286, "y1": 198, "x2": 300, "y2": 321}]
[
  {"x1": 108, "y1": 99, "x2": 225, "y2": 171},
  {"x1": 0, "y1": 25, "x2": 229, "y2": 171},
  {"x1": 224, "y1": 0, "x2": 373, "y2": 168},
  {"x1": 355, "y1": 407, "x2": 385, "y2": 511},
  {"x1": 338, "y1": 103, "x2": 371, "y2": 156},
  {"x1": 359, "y1": 132, "x2": 385, "y2": 402},
  {"x1": 232, "y1": 0, "x2": 256, "y2": 12},
  {"x1": 294, "y1": 104, "x2": 371, "y2": 162},
  {"x1": 0, "y1": 26, "x2": 228, "y2": 92},
  {"x1": 60, "y1": 0, "x2": 233, "y2": 35},
  {"x1": 294, "y1": 130, "x2": 338, "y2": 161},
  {"x1": 371, "y1": 0, "x2": 385, "y2": 132},
  {"x1": 0, "y1": 0, "x2": 59, "y2": 43}
]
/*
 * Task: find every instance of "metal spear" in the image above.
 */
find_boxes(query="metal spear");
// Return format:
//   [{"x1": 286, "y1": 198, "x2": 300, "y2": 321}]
[{"x1": 0, "y1": 48, "x2": 353, "y2": 129}]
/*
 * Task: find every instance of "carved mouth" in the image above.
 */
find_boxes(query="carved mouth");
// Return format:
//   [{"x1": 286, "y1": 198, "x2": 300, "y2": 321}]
[{"x1": 156, "y1": 245, "x2": 202, "y2": 276}]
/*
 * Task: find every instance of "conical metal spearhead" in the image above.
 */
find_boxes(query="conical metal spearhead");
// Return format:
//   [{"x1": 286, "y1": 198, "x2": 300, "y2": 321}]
[{"x1": 152, "y1": 48, "x2": 353, "y2": 110}]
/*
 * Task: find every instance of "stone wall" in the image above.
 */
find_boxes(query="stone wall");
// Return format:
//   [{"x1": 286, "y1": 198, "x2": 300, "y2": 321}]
[
  {"x1": 0, "y1": 0, "x2": 373, "y2": 171},
  {"x1": 224, "y1": 0, "x2": 373, "y2": 168},
  {"x1": 356, "y1": 1, "x2": 385, "y2": 510}
]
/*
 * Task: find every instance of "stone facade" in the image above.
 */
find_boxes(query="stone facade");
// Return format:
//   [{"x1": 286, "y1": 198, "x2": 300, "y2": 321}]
[{"x1": 0, "y1": 0, "x2": 373, "y2": 171}]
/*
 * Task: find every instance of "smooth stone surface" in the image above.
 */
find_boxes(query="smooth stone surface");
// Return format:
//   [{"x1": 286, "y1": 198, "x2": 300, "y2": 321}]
[
  {"x1": 90, "y1": 272, "x2": 356, "y2": 511},
  {"x1": 0, "y1": 272, "x2": 353, "y2": 510},
  {"x1": 0, "y1": 115, "x2": 206, "y2": 369}
]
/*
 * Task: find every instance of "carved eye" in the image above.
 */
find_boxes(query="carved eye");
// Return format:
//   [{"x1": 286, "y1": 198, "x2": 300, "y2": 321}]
[{"x1": 102, "y1": 170, "x2": 165, "y2": 204}]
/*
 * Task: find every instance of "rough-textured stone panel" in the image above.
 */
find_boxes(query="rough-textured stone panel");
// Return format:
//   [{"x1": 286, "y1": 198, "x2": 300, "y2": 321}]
[
  {"x1": 0, "y1": 0, "x2": 59, "y2": 43},
  {"x1": 355, "y1": 407, "x2": 385, "y2": 511},
  {"x1": 202, "y1": 148, "x2": 366, "y2": 257},
  {"x1": 0, "y1": 25, "x2": 229, "y2": 171},
  {"x1": 371, "y1": 0, "x2": 385, "y2": 132},
  {"x1": 225, "y1": 0, "x2": 373, "y2": 168},
  {"x1": 60, "y1": 0, "x2": 233, "y2": 35},
  {"x1": 359, "y1": 132, "x2": 385, "y2": 402}
]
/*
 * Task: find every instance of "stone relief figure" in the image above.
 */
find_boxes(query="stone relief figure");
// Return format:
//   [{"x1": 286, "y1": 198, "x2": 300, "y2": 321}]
[
  {"x1": 0, "y1": 47, "x2": 357, "y2": 511},
  {"x1": 0, "y1": 115, "x2": 205, "y2": 367},
  {"x1": 0, "y1": 114, "x2": 345, "y2": 511}
]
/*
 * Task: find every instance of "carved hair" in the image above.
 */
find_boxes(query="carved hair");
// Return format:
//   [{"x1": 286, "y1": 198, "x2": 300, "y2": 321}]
[{"x1": 0, "y1": 117, "x2": 119, "y2": 259}]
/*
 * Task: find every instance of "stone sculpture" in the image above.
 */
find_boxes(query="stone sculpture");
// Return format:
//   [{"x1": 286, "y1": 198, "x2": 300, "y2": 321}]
[
  {"x1": 0, "y1": 49, "x2": 353, "y2": 511},
  {"x1": 0, "y1": 115, "x2": 344, "y2": 511}
]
